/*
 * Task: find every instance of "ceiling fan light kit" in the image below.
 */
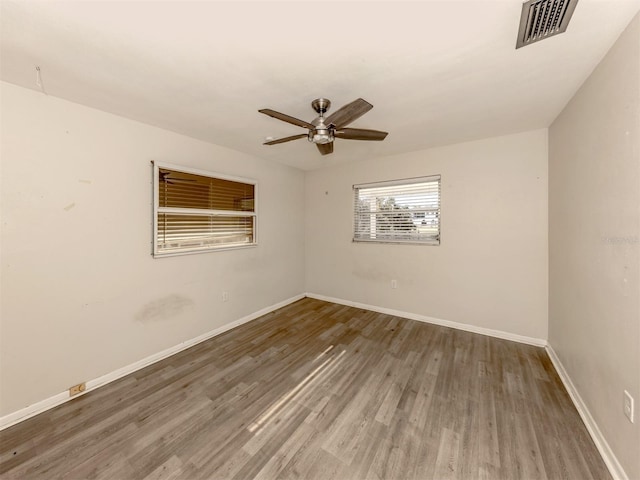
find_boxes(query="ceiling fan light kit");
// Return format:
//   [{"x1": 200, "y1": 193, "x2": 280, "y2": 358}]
[
  {"x1": 310, "y1": 129, "x2": 333, "y2": 145},
  {"x1": 259, "y1": 97, "x2": 388, "y2": 155}
]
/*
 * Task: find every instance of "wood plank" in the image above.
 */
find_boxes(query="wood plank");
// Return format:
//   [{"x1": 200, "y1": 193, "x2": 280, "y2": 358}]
[{"x1": 0, "y1": 298, "x2": 612, "y2": 479}]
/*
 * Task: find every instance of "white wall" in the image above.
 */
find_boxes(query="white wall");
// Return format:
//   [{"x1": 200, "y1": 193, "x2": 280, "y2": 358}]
[
  {"x1": 0, "y1": 82, "x2": 305, "y2": 416},
  {"x1": 305, "y1": 130, "x2": 548, "y2": 340},
  {"x1": 549, "y1": 13, "x2": 640, "y2": 480}
]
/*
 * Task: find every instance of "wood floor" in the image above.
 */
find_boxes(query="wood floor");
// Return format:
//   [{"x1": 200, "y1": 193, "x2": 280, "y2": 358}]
[{"x1": 1, "y1": 298, "x2": 610, "y2": 480}]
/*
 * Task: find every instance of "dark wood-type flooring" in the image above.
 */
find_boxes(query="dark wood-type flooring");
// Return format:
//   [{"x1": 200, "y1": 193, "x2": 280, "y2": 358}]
[{"x1": 1, "y1": 298, "x2": 610, "y2": 479}]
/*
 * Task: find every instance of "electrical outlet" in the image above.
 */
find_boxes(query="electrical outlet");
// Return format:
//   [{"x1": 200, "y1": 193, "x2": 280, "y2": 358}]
[
  {"x1": 624, "y1": 390, "x2": 634, "y2": 423},
  {"x1": 222, "y1": 291, "x2": 229, "y2": 302},
  {"x1": 391, "y1": 279, "x2": 398, "y2": 289},
  {"x1": 69, "y1": 382, "x2": 86, "y2": 397}
]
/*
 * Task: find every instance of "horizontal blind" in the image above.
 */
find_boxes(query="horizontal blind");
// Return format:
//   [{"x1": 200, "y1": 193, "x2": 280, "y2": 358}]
[
  {"x1": 154, "y1": 164, "x2": 256, "y2": 256},
  {"x1": 159, "y1": 168, "x2": 254, "y2": 211},
  {"x1": 157, "y1": 214, "x2": 254, "y2": 253},
  {"x1": 353, "y1": 175, "x2": 440, "y2": 244}
]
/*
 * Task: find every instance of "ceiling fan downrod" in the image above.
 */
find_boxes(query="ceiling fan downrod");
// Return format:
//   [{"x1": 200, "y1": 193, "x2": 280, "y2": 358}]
[{"x1": 309, "y1": 98, "x2": 333, "y2": 144}]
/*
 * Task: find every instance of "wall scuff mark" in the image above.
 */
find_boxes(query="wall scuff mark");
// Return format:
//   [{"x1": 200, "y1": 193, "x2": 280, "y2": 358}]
[{"x1": 135, "y1": 294, "x2": 194, "y2": 323}]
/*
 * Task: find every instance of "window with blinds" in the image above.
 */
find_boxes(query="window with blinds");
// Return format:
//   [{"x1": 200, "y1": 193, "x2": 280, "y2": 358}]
[
  {"x1": 353, "y1": 175, "x2": 440, "y2": 245},
  {"x1": 152, "y1": 162, "x2": 257, "y2": 257}
]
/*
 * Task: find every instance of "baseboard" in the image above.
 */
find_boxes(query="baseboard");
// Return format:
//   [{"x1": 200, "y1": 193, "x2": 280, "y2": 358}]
[
  {"x1": 306, "y1": 292, "x2": 547, "y2": 347},
  {"x1": 546, "y1": 344, "x2": 628, "y2": 480},
  {"x1": 0, "y1": 293, "x2": 306, "y2": 431}
]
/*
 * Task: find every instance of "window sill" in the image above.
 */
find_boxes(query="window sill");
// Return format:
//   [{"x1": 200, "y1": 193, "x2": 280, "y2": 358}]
[
  {"x1": 153, "y1": 243, "x2": 258, "y2": 258},
  {"x1": 352, "y1": 239, "x2": 440, "y2": 246}
]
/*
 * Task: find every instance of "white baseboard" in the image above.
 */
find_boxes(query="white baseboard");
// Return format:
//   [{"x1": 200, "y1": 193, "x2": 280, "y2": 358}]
[
  {"x1": 306, "y1": 292, "x2": 547, "y2": 347},
  {"x1": 0, "y1": 293, "x2": 305, "y2": 431},
  {"x1": 546, "y1": 345, "x2": 628, "y2": 480}
]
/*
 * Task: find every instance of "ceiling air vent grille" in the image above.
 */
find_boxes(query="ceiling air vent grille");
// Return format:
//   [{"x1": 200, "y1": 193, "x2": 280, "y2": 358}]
[{"x1": 516, "y1": 0, "x2": 579, "y2": 48}]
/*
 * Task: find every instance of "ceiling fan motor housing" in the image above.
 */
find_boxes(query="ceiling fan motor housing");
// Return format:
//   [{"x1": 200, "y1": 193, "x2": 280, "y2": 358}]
[{"x1": 309, "y1": 99, "x2": 334, "y2": 144}]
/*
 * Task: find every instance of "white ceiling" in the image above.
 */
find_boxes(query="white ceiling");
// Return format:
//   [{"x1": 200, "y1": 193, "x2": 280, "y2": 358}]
[{"x1": 1, "y1": 1, "x2": 639, "y2": 170}]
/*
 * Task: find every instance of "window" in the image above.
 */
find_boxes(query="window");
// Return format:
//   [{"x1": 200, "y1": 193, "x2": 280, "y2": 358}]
[
  {"x1": 353, "y1": 175, "x2": 440, "y2": 245},
  {"x1": 152, "y1": 162, "x2": 257, "y2": 257}
]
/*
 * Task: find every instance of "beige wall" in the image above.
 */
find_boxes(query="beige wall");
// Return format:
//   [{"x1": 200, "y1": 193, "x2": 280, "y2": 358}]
[
  {"x1": 305, "y1": 130, "x2": 549, "y2": 340},
  {"x1": 549, "y1": 14, "x2": 640, "y2": 480},
  {"x1": 0, "y1": 82, "x2": 305, "y2": 416}
]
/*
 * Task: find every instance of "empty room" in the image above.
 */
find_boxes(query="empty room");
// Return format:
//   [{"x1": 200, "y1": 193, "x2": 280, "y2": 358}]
[{"x1": 1, "y1": 1, "x2": 638, "y2": 479}]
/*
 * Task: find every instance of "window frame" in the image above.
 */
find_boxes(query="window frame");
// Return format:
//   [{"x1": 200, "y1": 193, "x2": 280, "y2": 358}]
[
  {"x1": 353, "y1": 175, "x2": 441, "y2": 246},
  {"x1": 152, "y1": 161, "x2": 258, "y2": 258}
]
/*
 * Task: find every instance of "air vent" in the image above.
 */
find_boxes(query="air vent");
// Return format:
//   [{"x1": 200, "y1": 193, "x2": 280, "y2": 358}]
[{"x1": 516, "y1": 0, "x2": 579, "y2": 49}]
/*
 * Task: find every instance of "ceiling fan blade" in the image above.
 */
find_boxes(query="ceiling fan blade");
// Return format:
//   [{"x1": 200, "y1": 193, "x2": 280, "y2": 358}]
[
  {"x1": 264, "y1": 134, "x2": 307, "y2": 145},
  {"x1": 335, "y1": 128, "x2": 388, "y2": 141},
  {"x1": 316, "y1": 142, "x2": 334, "y2": 155},
  {"x1": 325, "y1": 98, "x2": 373, "y2": 128},
  {"x1": 258, "y1": 109, "x2": 315, "y2": 130}
]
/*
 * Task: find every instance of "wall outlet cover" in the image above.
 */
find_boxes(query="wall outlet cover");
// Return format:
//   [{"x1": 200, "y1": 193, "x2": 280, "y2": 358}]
[
  {"x1": 624, "y1": 390, "x2": 634, "y2": 423},
  {"x1": 69, "y1": 382, "x2": 86, "y2": 397}
]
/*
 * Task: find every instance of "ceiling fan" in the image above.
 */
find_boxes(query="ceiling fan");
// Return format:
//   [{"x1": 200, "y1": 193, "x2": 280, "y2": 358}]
[{"x1": 259, "y1": 98, "x2": 388, "y2": 155}]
